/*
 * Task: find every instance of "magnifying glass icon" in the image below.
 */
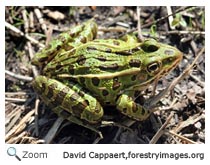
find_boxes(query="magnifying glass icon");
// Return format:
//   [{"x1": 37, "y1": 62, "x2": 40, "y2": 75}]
[{"x1": 7, "y1": 147, "x2": 21, "y2": 161}]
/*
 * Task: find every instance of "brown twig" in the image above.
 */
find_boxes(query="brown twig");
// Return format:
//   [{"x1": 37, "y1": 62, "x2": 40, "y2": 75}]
[
  {"x1": 34, "y1": 97, "x2": 40, "y2": 136},
  {"x1": 142, "y1": 6, "x2": 194, "y2": 28},
  {"x1": 34, "y1": 8, "x2": 48, "y2": 35},
  {"x1": 136, "y1": 6, "x2": 144, "y2": 42},
  {"x1": 166, "y1": 6, "x2": 175, "y2": 30},
  {"x1": 5, "y1": 97, "x2": 27, "y2": 103},
  {"x1": 149, "y1": 112, "x2": 174, "y2": 144},
  {"x1": 6, "y1": 109, "x2": 35, "y2": 142},
  {"x1": 5, "y1": 70, "x2": 33, "y2": 82},
  {"x1": 44, "y1": 117, "x2": 64, "y2": 144},
  {"x1": 5, "y1": 21, "x2": 45, "y2": 48},
  {"x1": 98, "y1": 27, "x2": 127, "y2": 33},
  {"x1": 167, "y1": 130, "x2": 198, "y2": 144},
  {"x1": 161, "y1": 30, "x2": 205, "y2": 35}
]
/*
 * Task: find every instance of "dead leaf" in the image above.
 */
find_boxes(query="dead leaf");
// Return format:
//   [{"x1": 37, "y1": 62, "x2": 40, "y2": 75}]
[{"x1": 46, "y1": 10, "x2": 65, "y2": 20}]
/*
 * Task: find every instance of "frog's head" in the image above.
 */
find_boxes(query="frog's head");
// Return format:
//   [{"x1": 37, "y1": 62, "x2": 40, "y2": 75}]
[{"x1": 140, "y1": 39, "x2": 183, "y2": 81}]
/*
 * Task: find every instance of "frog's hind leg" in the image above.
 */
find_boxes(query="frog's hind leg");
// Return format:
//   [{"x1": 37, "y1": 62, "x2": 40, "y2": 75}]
[
  {"x1": 33, "y1": 76, "x2": 104, "y2": 142},
  {"x1": 33, "y1": 76, "x2": 104, "y2": 123},
  {"x1": 32, "y1": 19, "x2": 98, "y2": 67}
]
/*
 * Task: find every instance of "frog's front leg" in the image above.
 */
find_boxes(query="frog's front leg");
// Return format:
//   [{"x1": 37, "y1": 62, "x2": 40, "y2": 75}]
[
  {"x1": 116, "y1": 92, "x2": 151, "y2": 121},
  {"x1": 32, "y1": 76, "x2": 104, "y2": 124}
]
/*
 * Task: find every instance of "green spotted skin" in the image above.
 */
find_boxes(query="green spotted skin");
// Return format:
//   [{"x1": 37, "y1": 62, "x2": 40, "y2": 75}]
[{"x1": 32, "y1": 19, "x2": 183, "y2": 124}]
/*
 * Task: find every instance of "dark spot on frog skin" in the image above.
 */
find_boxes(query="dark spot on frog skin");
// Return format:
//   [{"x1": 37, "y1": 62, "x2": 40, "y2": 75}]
[
  {"x1": 112, "y1": 77, "x2": 121, "y2": 90},
  {"x1": 87, "y1": 46, "x2": 98, "y2": 52},
  {"x1": 164, "y1": 50, "x2": 174, "y2": 55},
  {"x1": 102, "y1": 89, "x2": 109, "y2": 96},
  {"x1": 97, "y1": 56, "x2": 107, "y2": 62},
  {"x1": 123, "y1": 108, "x2": 127, "y2": 113},
  {"x1": 129, "y1": 59, "x2": 141, "y2": 68},
  {"x1": 69, "y1": 25, "x2": 83, "y2": 38},
  {"x1": 105, "y1": 48, "x2": 112, "y2": 53},
  {"x1": 115, "y1": 50, "x2": 132, "y2": 56},
  {"x1": 55, "y1": 62, "x2": 62, "y2": 70},
  {"x1": 77, "y1": 55, "x2": 86, "y2": 65},
  {"x1": 113, "y1": 40, "x2": 120, "y2": 46},
  {"x1": 78, "y1": 90, "x2": 85, "y2": 97},
  {"x1": 63, "y1": 45, "x2": 74, "y2": 51},
  {"x1": 47, "y1": 83, "x2": 58, "y2": 98},
  {"x1": 92, "y1": 77, "x2": 100, "y2": 86},
  {"x1": 95, "y1": 102, "x2": 102, "y2": 114},
  {"x1": 79, "y1": 77, "x2": 86, "y2": 85},
  {"x1": 132, "y1": 102, "x2": 138, "y2": 113},
  {"x1": 72, "y1": 102, "x2": 86, "y2": 117},
  {"x1": 58, "y1": 35, "x2": 68, "y2": 43},
  {"x1": 38, "y1": 56, "x2": 49, "y2": 63},
  {"x1": 71, "y1": 99, "x2": 89, "y2": 117},
  {"x1": 68, "y1": 65, "x2": 75, "y2": 74},
  {"x1": 69, "y1": 92, "x2": 81, "y2": 102},
  {"x1": 56, "y1": 45, "x2": 62, "y2": 51},
  {"x1": 69, "y1": 48, "x2": 76, "y2": 55},
  {"x1": 54, "y1": 87, "x2": 70, "y2": 105},
  {"x1": 131, "y1": 75, "x2": 137, "y2": 81},
  {"x1": 131, "y1": 47, "x2": 141, "y2": 53},
  {"x1": 84, "y1": 99, "x2": 90, "y2": 106},
  {"x1": 78, "y1": 35, "x2": 87, "y2": 43},
  {"x1": 122, "y1": 35, "x2": 128, "y2": 42},
  {"x1": 78, "y1": 87, "x2": 89, "y2": 97},
  {"x1": 69, "y1": 32, "x2": 76, "y2": 38}
]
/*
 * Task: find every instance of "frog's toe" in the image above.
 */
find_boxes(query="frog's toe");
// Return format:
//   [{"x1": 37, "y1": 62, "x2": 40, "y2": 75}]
[{"x1": 80, "y1": 102, "x2": 104, "y2": 123}]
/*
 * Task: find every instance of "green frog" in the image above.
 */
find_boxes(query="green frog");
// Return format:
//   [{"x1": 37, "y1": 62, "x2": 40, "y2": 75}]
[{"x1": 32, "y1": 19, "x2": 182, "y2": 128}]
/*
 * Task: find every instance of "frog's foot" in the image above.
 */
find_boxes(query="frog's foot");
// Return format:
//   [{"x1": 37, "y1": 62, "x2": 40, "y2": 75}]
[
  {"x1": 116, "y1": 94, "x2": 151, "y2": 121},
  {"x1": 53, "y1": 107, "x2": 103, "y2": 142}
]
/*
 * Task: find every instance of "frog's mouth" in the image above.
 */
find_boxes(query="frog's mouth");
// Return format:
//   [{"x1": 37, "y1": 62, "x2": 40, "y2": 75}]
[{"x1": 159, "y1": 53, "x2": 183, "y2": 78}]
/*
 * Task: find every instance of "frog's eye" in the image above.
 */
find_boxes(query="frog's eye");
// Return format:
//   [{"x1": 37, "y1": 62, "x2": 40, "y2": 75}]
[{"x1": 147, "y1": 62, "x2": 160, "y2": 74}]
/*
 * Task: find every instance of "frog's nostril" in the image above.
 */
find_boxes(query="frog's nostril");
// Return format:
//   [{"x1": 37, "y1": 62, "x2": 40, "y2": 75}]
[{"x1": 164, "y1": 50, "x2": 174, "y2": 55}]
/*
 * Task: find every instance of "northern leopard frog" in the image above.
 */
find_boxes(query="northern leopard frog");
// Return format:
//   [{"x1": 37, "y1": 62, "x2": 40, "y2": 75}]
[{"x1": 32, "y1": 19, "x2": 182, "y2": 127}]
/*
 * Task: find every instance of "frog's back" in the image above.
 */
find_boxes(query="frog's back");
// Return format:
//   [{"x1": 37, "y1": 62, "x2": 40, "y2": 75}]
[{"x1": 42, "y1": 38, "x2": 182, "y2": 105}]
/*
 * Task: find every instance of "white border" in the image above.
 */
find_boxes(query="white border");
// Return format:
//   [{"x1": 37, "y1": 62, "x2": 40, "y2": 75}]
[
  {"x1": 1, "y1": 0, "x2": 209, "y2": 164},
  {"x1": 2, "y1": 0, "x2": 209, "y2": 6}
]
